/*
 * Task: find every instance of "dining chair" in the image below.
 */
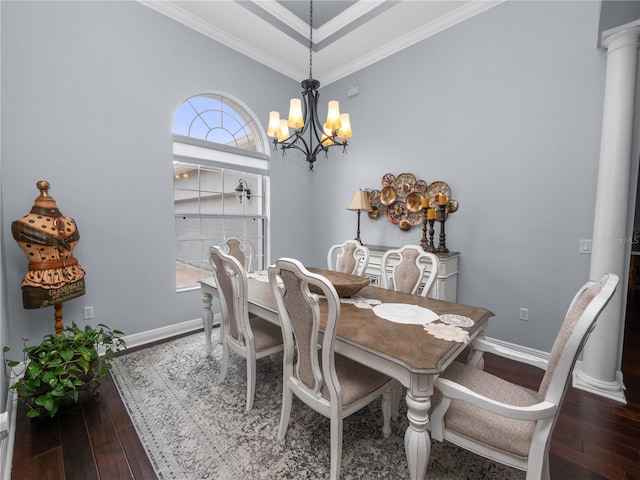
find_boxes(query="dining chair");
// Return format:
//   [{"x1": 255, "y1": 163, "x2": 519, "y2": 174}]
[
  {"x1": 429, "y1": 273, "x2": 619, "y2": 480},
  {"x1": 218, "y1": 237, "x2": 255, "y2": 273},
  {"x1": 380, "y1": 244, "x2": 439, "y2": 297},
  {"x1": 327, "y1": 240, "x2": 370, "y2": 276},
  {"x1": 208, "y1": 246, "x2": 284, "y2": 411},
  {"x1": 268, "y1": 258, "x2": 395, "y2": 480}
]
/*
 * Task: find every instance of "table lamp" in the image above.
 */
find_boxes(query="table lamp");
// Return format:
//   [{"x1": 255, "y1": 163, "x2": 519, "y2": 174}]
[{"x1": 346, "y1": 189, "x2": 372, "y2": 244}]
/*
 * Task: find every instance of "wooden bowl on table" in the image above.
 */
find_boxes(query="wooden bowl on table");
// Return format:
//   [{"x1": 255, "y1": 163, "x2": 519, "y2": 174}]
[{"x1": 306, "y1": 267, "x2": 370, "y2": 298}]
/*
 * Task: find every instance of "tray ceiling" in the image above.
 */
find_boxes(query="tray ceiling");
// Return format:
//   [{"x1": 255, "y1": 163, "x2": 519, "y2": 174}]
[{"x1": 140, "y1": 0, "x2": 502, "y2": 85}]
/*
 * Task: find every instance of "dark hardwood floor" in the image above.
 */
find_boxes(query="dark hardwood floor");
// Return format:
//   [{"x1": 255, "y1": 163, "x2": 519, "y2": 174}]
[{"x1": 11, "y1": 299, "x2": 640, "y2": 479}]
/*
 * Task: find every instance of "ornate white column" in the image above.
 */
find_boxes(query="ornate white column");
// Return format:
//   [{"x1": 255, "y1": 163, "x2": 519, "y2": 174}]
[{"x1": 574, "y1": 20, "x2": 640, "y2": 403}]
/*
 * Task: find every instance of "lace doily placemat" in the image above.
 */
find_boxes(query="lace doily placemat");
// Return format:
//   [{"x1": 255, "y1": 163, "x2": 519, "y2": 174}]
[
  {"x1": 340, "y1": 296, "x2": 382, "y2": 309},
  {"x1": 424, "y1": 323, "x2": 470, "y2": 343},
  {"x1": 439, "y1": 314, "x2": 474, "y2": 327},
  {"x1": 372, "y1": 303, "x2": 439, "y2": 325}
]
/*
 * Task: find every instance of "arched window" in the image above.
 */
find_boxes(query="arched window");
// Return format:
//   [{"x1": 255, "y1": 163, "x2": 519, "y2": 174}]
[{"x1": 173, "y1": 93, "x2": 269, "y2": 290}]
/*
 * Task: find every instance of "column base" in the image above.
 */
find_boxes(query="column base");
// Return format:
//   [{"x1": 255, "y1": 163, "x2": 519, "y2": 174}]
[{"x1": 572, "y1": 363, "x2": 627, "y2": 404}]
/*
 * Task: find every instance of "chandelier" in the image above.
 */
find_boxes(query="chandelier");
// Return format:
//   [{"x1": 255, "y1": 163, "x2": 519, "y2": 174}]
[{"x1": 266, "y1": 0, "x2": 352, "y2": 171}]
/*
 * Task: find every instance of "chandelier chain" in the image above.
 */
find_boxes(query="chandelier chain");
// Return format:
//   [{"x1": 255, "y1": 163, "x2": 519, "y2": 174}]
[{"x1": 308, "y1": 0, "x2": 313, "y2": 79}]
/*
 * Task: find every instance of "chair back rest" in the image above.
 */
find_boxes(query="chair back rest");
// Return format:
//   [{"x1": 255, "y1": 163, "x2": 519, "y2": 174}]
[
  {"x1": 327, "y1": 240, "x2": 370, "y2": 276},
  {"x1": 209, "y1": 245, "x2": 249, "y2": 344},
  {"x1": 219, "y1": 237, "x2": 255, "y2": 273},
  {"x1": 269, "y1": 258, "x2": 341, "y2": 403},
  {"x1": 380, "y1": 245, "x2": 439, "y2": 297},
  {"x1": 537, "y1": 273, "x2": 619, "y2": 403}
]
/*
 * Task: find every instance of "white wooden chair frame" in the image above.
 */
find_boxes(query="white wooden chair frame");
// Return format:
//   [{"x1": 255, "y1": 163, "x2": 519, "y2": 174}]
[
  {"x1": 380, "y1": 244, "x2": 439, "y2": 297},
  {"x1": 209, "y1": 246, "x2": 283, "y2": 411},
  {"x1": 269, "y1": 258, "x2": 394, "y2": 479},
  {"x1": 218, "y1": 237, "x2": 256, "y2": 273},
  {"x1": 429, "y1": 273, "x2": 619, "y2": 480},
  {"x1": 327, "y1": 240, "x2": 370, "y2": 276}
]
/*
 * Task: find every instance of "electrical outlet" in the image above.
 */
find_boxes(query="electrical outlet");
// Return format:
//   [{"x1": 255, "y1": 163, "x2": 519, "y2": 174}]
[
  {"x1": 83, "y1": 306, "x2": 94, "y2": 320},
  {"x1": 519, "y1": 308, "x2": 529, "y2": 321}
]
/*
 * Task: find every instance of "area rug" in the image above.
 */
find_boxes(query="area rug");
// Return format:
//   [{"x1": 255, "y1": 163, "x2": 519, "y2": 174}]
[{"x1": 110, "y1": 331, "x2": 525, "y2": 479}]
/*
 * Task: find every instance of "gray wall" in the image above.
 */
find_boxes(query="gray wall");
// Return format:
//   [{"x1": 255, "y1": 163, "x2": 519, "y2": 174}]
[
  {"x1": 0, "y1": 0, "x2": 635, "y2": 362},
  {"x1": 311, "y1": 0, "x2": 613, "y2": 351},
  {"x1": 0, "y1": 0, "x2": 309, "y2": 354}
]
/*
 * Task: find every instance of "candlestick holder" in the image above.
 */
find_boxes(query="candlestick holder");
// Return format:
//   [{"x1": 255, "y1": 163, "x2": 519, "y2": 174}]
[
  {"x1": 420, "y1": 207, "x2": 437, "y2": 252},
  {"x1": 436, "y1": 204, "x2": 449, "y2": 253},
  {"x1": 427, "y1": 219, "x2": 437, "y2": 253}
]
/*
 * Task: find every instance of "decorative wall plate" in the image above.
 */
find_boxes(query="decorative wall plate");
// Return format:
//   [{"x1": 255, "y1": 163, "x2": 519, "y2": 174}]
[
  {"x1": 407, "y1": 210, "x2": 422, "y2": 226},
  {"x1": 413, "y1": 180, "x2": 428, "y2": 193},
  {"x1": 368, "y1": 189, "x2": 381, "y2": 207},
  {"x1": 380, "y1": 186, "x2": 397, "y2": 206},
  {"x1": 381, "y1": 173, "x2": 396, "y2": 187},
  {"x1": 394, "y1": 173, "x2": 416, "y2": 197},
  {"x1": 425, "y1": 181, "x2": 451, "y2": 207},
  {"x1": 386, "y1": 202, "x2": 405, "y2": 224},
  {"x1": 406, "y1": 192, "x2": 424, "y2": 213},
  {"x1": 398, "y1": 219, "x2": 411, "y2": 231},
  {"x1": 368, "y1": 206, "x2": 380, "y2": 219}
]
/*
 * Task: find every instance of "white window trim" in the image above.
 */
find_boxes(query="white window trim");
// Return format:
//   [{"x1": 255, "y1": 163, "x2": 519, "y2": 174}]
[{"x1": 173, "y1": 141, "x2": 268, "y2": 174}]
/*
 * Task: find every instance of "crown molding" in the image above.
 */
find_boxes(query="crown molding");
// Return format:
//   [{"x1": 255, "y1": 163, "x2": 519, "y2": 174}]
[
  {"x1": 139, "y1": 0, "x2": 503, "y2": 85},
  {"x1": 139, "y1": 0, "x2": 307, "y2": 80},
  {"x1": 321, "y1": 0, "x2": 504, "y2": 85}
]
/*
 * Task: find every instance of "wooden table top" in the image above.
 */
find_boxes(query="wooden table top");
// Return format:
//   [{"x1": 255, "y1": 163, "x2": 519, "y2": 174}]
[{"x1": 246, "y1": 279, "x2": 493, "y2": 375}]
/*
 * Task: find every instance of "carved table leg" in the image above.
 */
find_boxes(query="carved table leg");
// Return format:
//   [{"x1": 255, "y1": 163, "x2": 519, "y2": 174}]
[
  {"x1": 202, "y1": 291, "x2": 213, "y2": 356},
  {"x1": 404, "y1": 391, "x2": 431, "y2": 480}
]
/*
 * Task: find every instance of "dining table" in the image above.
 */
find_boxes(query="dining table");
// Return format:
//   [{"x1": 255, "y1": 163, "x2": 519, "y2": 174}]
[{"x1": 199, "y1": 269, "x2": 494, "y2": 480}]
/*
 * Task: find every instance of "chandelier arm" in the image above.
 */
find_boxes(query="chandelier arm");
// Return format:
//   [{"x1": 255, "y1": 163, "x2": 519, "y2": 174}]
[
  {"x1": 280, "y1": 138, "x2": 310, "y2": 156},
  {"x1": 306, "y1": 88, "x2": 326, "y2": 153}
]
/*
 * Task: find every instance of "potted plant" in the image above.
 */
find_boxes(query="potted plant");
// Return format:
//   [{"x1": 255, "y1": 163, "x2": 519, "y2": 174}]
[{"x1": 5, "y1": 322, "x2": 126, "y2": 418}]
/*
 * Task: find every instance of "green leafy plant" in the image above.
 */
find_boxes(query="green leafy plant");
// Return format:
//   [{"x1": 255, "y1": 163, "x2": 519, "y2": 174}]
[{"x1": 5, "y1": 322, "x2": 126, "y2": 418}]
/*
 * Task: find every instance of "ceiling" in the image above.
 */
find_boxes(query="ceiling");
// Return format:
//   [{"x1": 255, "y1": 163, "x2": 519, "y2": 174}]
[{"x1": 140, "y1": 0, "x2": 503, "y2": 86}]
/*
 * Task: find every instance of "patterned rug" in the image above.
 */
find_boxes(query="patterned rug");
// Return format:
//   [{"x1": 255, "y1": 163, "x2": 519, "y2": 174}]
[{"x1": 110, "y1": 331, "x2": 525, "y2": 479}]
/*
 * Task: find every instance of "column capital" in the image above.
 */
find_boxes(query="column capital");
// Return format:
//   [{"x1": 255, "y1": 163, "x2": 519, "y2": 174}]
[{"x1": 602, "y1": 19, "x2": 640, "y2": 54}]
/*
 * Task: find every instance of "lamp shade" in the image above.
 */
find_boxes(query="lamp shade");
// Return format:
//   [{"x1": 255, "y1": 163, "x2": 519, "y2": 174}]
[
  {"x1": 338, "y1": 113, "x2": 352, "y2": 140},
  {"x1": 288, "y1": 98, "x2": 304, "y2": 129},
  {"x1": 346, "y1": 190, "x2": 372, "y2": 212},
  {"x1": 325, "y1": 101, "x2": 342, "y2": 131},
  {"x1": 267, "y1": 111, "x2": 281, "y2": 137}
]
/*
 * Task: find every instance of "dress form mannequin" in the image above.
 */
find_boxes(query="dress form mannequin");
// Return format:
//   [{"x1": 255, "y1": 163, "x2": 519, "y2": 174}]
[{"x1": 11, "y1": 181, "x2": 86, "y2": 333}]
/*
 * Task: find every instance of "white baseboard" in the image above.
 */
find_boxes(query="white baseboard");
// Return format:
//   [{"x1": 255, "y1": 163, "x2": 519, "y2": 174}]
[
  {"x1": 122, "y1": 314, "x2": 220, "y2": 349},
  {"x1": 484, "y1": 336, "x2": 550, "y2": 361}
]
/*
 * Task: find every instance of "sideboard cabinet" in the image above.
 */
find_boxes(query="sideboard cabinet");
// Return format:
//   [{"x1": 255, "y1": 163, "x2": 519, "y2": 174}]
[{"x1": 363, "y1": 245, "x2": 460, "y2": 302}]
